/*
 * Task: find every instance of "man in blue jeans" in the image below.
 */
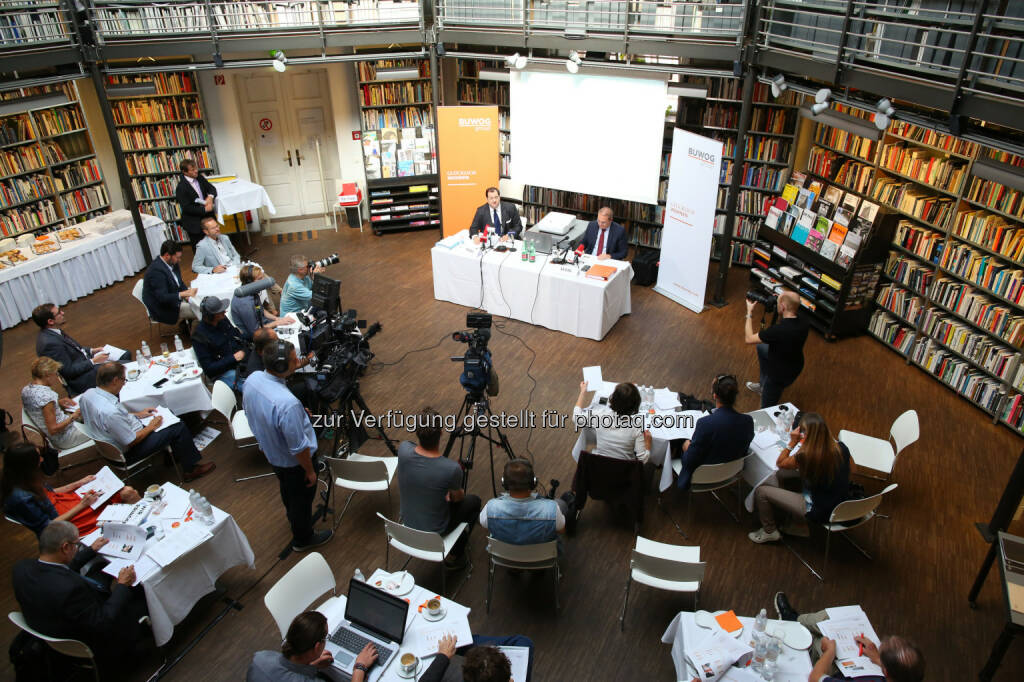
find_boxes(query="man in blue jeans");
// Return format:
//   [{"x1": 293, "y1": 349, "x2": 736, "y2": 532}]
[{"x1": 743, "y1": 290, "x2": 809, "y2": 409}]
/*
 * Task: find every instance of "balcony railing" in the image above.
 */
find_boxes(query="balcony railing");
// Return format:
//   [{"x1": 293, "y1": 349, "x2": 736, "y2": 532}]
[{"x1": 0, "y1": 1, "x2": 75, "y2": 52}]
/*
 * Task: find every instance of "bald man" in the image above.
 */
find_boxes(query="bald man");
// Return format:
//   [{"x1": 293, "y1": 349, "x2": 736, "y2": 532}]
[{"x1": 744, "y1": 290, "x2": 808, "y2": 409}]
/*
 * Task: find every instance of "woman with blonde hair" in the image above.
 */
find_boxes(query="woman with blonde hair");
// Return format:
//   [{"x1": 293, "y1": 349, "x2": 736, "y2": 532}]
[
  {"x1": 21, "y1": 356, "x2": 91, "y2": 450},
  {"x1": 230, "y1": 264, "x2": 292, "y2": 341},
  {"x1": 749, "y1": 412, "x2": 854, "y2": 543}
]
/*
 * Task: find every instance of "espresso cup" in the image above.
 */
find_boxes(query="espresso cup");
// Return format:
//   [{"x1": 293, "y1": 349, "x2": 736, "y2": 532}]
[
  {"x1": 127, "y1": 368, "x2": 140, "y2": 381},
  {"x1": 427, "y1": 598, "x2": 442, "y2": 617},
  {"x1": 400, "y1": 653, "x2": 417, "y2": 674},
  {"x1": 145, "y1": 484, "x2": 162, "y2": 500}
]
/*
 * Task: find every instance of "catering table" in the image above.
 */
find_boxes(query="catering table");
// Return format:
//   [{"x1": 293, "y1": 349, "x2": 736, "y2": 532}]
[
  {"x1": 317, "y1": 568, "x2": 473, "y2": 682},
  {"x1": 119, "y1": 349, "x2": 213, "y2": 414},
  {"x1": 0, "y1": 216, "x2": 166, "y2": 329},
  {"x1": 662, "y1": 611, "x2": 813, "y2": 681},
  {"x1": 431, "y1": 230, "x2": 632, "y2": 340}
]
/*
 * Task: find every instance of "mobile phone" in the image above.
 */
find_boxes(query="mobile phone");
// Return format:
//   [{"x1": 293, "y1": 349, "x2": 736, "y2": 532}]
[
  {"x1": 153, "y1": 378, "x2": 169, "y2": 388},
  {"x1": 598, "y1": 396, "x2": 608, "y2": 405},
  {"x1": 582, "y1": 265, "x2": 591, "y2": 272}
]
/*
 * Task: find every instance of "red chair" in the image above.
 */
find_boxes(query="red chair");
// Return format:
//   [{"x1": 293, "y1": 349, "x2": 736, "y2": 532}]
[{"x1": 336, "y1": 181, "x2": 363, "y2": 232}]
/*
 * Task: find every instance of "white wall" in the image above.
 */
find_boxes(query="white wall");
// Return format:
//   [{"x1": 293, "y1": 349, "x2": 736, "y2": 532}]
[
  {"x1": 75, "y1": 77, "x2": 124, "y2": 211},
  {"x1": 325, "y1": 63, "x2": 366, "y2": 207}
]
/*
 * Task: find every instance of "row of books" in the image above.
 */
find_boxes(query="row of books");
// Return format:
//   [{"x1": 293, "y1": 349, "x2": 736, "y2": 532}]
[
  {"x1": 456, "y1": 83, "x2": 508, "y2": 106},
  {"x1": 117, "y1": 124, "x2": 208, "y2": 151},
  {"x1": 721, "y1": 188, "x2": 775, "y2": 215},
  {"x1": 702, "y1": 105, "x2": 795, "y2": 134},
  {"x1": 110, "y1": 98, "x2": 202, "y2": 126},
  {"x1": 106, "y1": 73, "x2": 197, "y2": 96},
  {"x1": 877, "y1": 143, "x2": 968, "y2": 194},
  {"x1": 498, "y1": 132, "x2": 510, "y2": 154},
  {"x1": 125, "y1": 149, "x2": 213, "y2": 176},
  {"x1": 954, "y1": 209, "x2": 1022, "y2": 262},
  {"x1": 985, "y1": 150, "x2": 1024, "y2": 168},
  {"x1": 207, "y1": 2, "x2": 361, "y2": 30},
  {"x1": 0, "y1": 83, "x2": 74, "y2": 102},
  {"x1": 834, "y1": 159, "x2": 874, "y2": 194},
  {"x1": 965, "y1": 175, "x2": 1024, "y2": 220},
  {"x1": 719, "y1": 161, "x2": 786, "y2": 190},
  {"x1": 0, "y1": 10, "x2": 67, "y2": 45},
  {"x1": 806, "y1": 147, "x2": 839, "y2": 180},
  {"x1": 921, "y1": 308, "x2": 1017, "y2": 380},
  {"x1": 743, "y1": 136, "x2": 791, "y2": 164},
  {"x1": 713, "y1": 214, "x2": 758, "y2": 240},
  {"x1": 705, "y1": 79, "x2": 798, "y2": 106},
  {"x1": 940, "y1": 242, "x2": 1024, "y2": 304},
  {"x1": 869, "y1": 311, "x2": 916, "y2": 353},
  {"x1": 714, "y1": 241, "x2": 754, "y2": 265},
  {"x1": 360, "y1": 82, "x2": 431, "y2": 107},
  {"x1": 910, "y1": 335, "x2": 1004, "y2": 411},
  {"x1": 32, "y1": 106, "x2": 84, "y2": 137},
  {"x1": 131, "y1": 176, "x2": 176, "y2": 201},
  {"x1": 52, "y1": 159, "x2": 101, "y2": 189},
  {"x1": 361, "y1": 107, "x2": 433, "y2": 130},
  {"x1": 136, "y1": 198, "x2": 179, "y2": 225},
  {"x1": 361, "y1": 127, "x2": 436, "y2": 180},
  {"x1": 894, "y1": 221, "x2": 942, "y2": 261},
  {"x1": 500, "y1": 155, "x2": 511, "y2": 178},
  {"x1": 0, "y1": 114, "x2": 33, "y2": 146},
  {"x1": 499, "y1": 111, "x2": 510, "y2": 129},
  {"x1": 1002, "y1": 394, "x2": 1024, "y2": 428},
  {"x1": 0, "y1": 199, "x2": 59, "y2": 236},
  {"x1": 630, "y1": 225, "x2": 662, "y2": 249},
  {"x1": 876, "y1": 283, "x2": 924, "y2": 324},
  {"x1": 59, "y1": 186, "x2": 108, "y2": 218},
  {"x1": 524, "y1": 186, "x2": 660, "y2": 224},
  {"x1": 0, "y1": 173, "x2": 53, "y2": 209},
  {"x1": 926, "y1": 271, "x2": 1024, "y2": 347},
  {"x1": 0, "y1": 145, "x2": 45, "y2": 177},
  {"x1": 357, "y1": 60, "x2": 429, "y2": 82},
  {"x1": 888, "y1": 121, "x2": 977, "y2": 157},
  {"x1": 814, "y1": 124, "x2": 876, "y2": 161},
  {"x1": 871, "y1": 177, "x2": 955, "y2": 228}
]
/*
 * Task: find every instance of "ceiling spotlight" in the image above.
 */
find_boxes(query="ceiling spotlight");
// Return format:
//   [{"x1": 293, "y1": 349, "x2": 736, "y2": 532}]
[
  {"x1": 506, "y1": 52, "x2": 528, "y2": 70},
  {"x1": 814, "y1": 87, "x2": 831, "y2": 104},
  {"x1": 811, "y1": 101, "x2": 830, "y2": 115},
  {"x1": 566, "y1": 50, "x2": 582, "y2": 74},
  {"x1": 270, "y1": 49, "x2": 287, "y2": 72},
  {"x1": 875, "y1": 97, "x2": 895, "y2": 130},
  {"x1": 770, "y1": 74, "x2": 787, "y2": 99}
]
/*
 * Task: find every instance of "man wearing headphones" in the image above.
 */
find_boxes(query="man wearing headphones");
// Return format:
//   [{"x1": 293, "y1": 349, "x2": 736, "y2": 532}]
[
  {"x1": 479, "y1": 459, "x2": 566, "y2": 547},
  {"x1": 676, "y1": 375, "x2": 754, "y2": 490},
  {"x1": 243, "y1": 341, "x2": 332, "y2": 552}
]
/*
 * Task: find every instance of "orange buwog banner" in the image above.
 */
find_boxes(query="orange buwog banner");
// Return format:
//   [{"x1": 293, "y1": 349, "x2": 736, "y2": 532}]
[{"x1": 437, "y1": 106, "x2": 499, "y2": 237}]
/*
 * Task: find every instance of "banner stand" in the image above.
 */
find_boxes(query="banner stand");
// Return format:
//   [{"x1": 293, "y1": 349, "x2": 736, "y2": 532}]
[{"x1": 437, "y1": 106, "x2": 500, "y2": 237}]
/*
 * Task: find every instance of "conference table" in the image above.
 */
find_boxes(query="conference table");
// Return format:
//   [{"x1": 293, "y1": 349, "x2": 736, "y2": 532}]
[
  {"x1": 431, "y1": 230, "x2": 632, "y2": 340},
  {"x1": 187, "y1": 266, "x2": 242, "y2": 320},
  {"x1": 119, "y1": 349, "x2": 213, "y2": 415}
]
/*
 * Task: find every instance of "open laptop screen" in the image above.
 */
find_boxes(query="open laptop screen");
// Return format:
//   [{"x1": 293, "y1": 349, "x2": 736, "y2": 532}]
[{"x1": 343, "y1": 578, "x2": 409, "y2": 643}]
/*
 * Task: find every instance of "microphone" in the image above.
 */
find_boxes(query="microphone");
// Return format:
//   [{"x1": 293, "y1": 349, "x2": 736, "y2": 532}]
[
  {"x1": 233, "y1": 276, "x2": 276, "y2": 298},
  {"x1": 550, "y1": 235, "x2": 571, "y2": 265},
  {"x1": 480, "y1": 225, "x2": 489, "y2": 250},
  {"x1": 573, "y1": 243, "x2": 586, "y2": 264}
]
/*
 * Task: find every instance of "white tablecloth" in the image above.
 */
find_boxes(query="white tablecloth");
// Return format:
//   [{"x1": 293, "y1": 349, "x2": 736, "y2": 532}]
[
  {"x1": 188, "y1": 267, "x2": 242, "y2": 320},
  {"x1": 0, "y1": 218, "x2": 165, "y2": 329},
  {"x1": 431, "y1": 231, "x2": 632, "y2": 340},
  {"x1": 662, "y1": 611, "x2": 813, "y2": 682},
  {"x1": 119, "y1": 349, "x2": 213, "y2": 414},
  {"x1": 214, "y1": 179, "x2": 276, "y2": 225},
  {"x1": 138, "y1": 482, "x2": 255, "y2": 646}
]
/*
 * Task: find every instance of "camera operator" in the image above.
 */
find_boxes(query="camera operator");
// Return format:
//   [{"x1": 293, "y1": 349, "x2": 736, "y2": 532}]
[
  {"x1": 744, "y1": 290, "x2": 809, "y2": 409},
  {"x1": 280, "y1": 255, "x2": 326, "y2": 316},
  {"x1": 192, "y1": 297, "x2": 249, "y2": 393},
  {"x1": 243, "y1": 341, "x2": 333, "y2": 553},
  {"x1": 246, "y1": 328, "x2": 316, "y2": 409},
  {"x1": 479, "y1": 459, "x2": 566, "y2": 548}
]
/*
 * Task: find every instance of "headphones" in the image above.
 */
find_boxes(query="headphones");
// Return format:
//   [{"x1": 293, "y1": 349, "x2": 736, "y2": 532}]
[
  {"x1": 266, "y1": 340, "x2": 292, "y2": 373},
  {"x1": 713, "y1": 373, "x2": 736, "y2": 398},
  {"x1": 500, "y1": 459, "x2": 537, "y2": 492}
]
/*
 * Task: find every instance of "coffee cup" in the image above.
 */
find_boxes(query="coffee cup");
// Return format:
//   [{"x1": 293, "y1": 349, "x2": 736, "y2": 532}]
[
  {"x1": 144, "y1": 484, "x2": 162, "y2": 500},
  {"x1": 127, "y1": 368, "x2": 140, "y2": 381},
  {"x1": 426, "y1": 598, "x2": 442, "y2": 617},
  {"x1": 400, "y1": 653, "x2": 418, "y2": 674}
]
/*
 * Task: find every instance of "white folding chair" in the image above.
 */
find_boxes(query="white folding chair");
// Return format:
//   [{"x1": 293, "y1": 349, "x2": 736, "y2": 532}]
[
  {"x1": 20, "y1": 409, "x2": 98, "y2": 475},
  {"x1": 377, "y1": 513, "x2": 470, "y2": 597},
  {"x1": 132, "y1": 278, "x2": 175, "y2": 342},
  {"x1": 324, "y1": 454, "x2": 397, "y2": 529},
  {"x1": 9, "y1": 611, "x2": 100, "y2": 682},
  {"x1": 839, "y1": 410, "x2": 919, "y2": 481},
  {"x1": 784, "y1": 484, "x2": 899, "y2": 582},
  {"x1": 211, "y1": 380, "x2": 256, "y2": 447},
  {"x1": 620, "y1": 536, "x2": 704, "y2": 631},
  {"x1": 485, "y1": 537, "x2": 560, "y2": 613},
  {"x1": 676, "y1": 454, "x2": 750, "y2": 524},
  {"x1": 263, "y1": 552, "x2": 339, "y2": 640},
  {"x1": 77, "y1": 422, "x2": 180, "y2": 484}
]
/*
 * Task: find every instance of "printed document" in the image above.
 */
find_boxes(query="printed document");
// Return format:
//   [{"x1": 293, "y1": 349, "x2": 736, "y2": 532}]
[{"x1": 75, "y1": 466, "x2": 124, "y2": 508}]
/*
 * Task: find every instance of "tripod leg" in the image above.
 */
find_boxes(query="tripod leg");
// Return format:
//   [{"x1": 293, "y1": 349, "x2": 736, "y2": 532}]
[{"x1": 350, "y1": 390, "x2": 398, "y2": 456}]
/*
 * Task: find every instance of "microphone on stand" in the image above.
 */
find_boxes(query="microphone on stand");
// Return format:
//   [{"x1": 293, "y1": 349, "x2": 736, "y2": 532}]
[
  {"x1": 550, "y1": 235, "x2": 571, "y2": 265},
  {"x1": 233, "y1": 276, "x2": 276, "y2": 298},
  {"x1": 480, "y1": 225, "x2": 489, "y2": 251},
  {"x1": 572, "y1": 243, "x2": 586, "y2": 265}
]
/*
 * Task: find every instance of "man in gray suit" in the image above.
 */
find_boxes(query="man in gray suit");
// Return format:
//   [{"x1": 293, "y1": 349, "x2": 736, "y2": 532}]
[{"x1": 191, "y1": 217, "x2": 240, "y2": 274}]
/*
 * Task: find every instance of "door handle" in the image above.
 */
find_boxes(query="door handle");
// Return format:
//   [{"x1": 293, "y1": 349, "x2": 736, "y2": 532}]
[
  {"x1": 285, "y1": 150, "x2": 292, "y2": 167},
  {"x1": 295, "y1": 148, "x2": 303, "y2": 166}
]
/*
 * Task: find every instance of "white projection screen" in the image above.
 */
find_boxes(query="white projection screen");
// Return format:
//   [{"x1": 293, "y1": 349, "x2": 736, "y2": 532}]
[{"x1": 510, "y1": 68, "x2": 667, "y2": 205}]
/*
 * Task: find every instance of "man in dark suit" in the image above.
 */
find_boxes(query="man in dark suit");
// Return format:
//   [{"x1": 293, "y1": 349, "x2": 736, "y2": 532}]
[
  {"x1": 174, "y1": 158, "x2": 217, "y2": 250},
  {"x1": 13, "y1": 520, "x2": 149, "y2": 668},
  {"x1": 32, "y1": 303, "x2": 127, "y2": 396},
  {"x1": 676, "y1": 375, "x2": 754, "y2": 490},
  {"x1": 142, "y1": 240, "x2": 198, "y2": 332},
  {"x1": 469, "y1": 187, "x2": 521, "y2": 242},
  {"x1": 581, "y1": 206, "x2": 628, "y2": 261}
]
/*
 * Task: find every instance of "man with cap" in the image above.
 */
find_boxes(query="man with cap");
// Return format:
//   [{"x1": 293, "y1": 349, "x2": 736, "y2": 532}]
[{"x1": 192, "y1": 296, "x2": 248, "y2": 392}]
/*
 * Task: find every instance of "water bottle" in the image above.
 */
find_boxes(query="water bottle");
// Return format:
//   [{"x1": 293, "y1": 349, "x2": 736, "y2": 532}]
[
  {"x1": 353, "y1": 568, "x2": 365, "y2": 583},
  {"x1": 174, "y1": 334, "x2": 184, "y2": 353},
  {"x1": 141, "y1": 341, "x2": 151, "y2": 361},
  {"x1": 752, "y1": 635, "x2": 768, "y2": 672},
  {"x1": 188, "y1": 489, "x2": 199, "y2": 513},
  {"x1": 528, "y1": 241, "x2": 536, "y2": 263},
  {"x1": 521, "y1": 243, "x2": 528, "y2": 261},
  {"x1": 761, "y1": 636, "x2": 781, "y2": 680},
  {"x1": 751, "y1": 608, "x2": 768, "y2": 646},
  {"x1": 197, "y1": 496, "x2": 214, "y2": 525}
]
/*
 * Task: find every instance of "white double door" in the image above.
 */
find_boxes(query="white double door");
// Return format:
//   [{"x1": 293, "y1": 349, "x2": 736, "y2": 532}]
[{"x1": 239, "y1": 68, "x2": 340, "y2": 219}]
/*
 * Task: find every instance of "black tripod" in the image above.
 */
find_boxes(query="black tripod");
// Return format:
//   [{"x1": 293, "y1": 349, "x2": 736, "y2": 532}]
[
  {"x1": 442, "y1": 392, "x2": 514, "y2": 495},
  {"x1": 323, "y1": 377, "x2": 398, "y2": 458}
]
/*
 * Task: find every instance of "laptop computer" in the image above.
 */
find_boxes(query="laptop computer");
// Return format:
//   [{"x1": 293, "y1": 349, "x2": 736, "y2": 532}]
[
  {"x1": 524, "y1": 231, "x2": 555, "y2": 255},
  {"x1": 325, "y1": 579, "x2": 409, "y2": 679}
]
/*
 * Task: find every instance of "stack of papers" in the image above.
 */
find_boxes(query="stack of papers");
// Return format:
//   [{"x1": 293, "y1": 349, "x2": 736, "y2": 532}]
[
  {"x1": 147, "y1": 523, "x2": 213, "y2": 567},
  {"x1": 98, "y1": 523, "x2": 148, "y2": 561},
  {"x1": 817, "y1": 605, "x2": 883, "y2": 677},
  {"x1": 686, "y1": 629, "x2": 753, "y2": 681},
  {"x1": 102, "y1": 555, "x2": 160, "y2": 586},
  {"x1": 97, "y1": 501, "x2": 151, "y2": 525},
  {"x1": 141, "y1": 405, "x2": 181, "y2": 433},
  {"x1": 74, "y1": 466, "x2": 125, "y2": 508}
]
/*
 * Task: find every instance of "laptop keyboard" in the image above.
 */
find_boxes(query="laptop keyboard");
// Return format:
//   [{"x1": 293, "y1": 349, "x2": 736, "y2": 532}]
[{"x1": 329, "y1": 627, "x2": 395, "y2": 667}]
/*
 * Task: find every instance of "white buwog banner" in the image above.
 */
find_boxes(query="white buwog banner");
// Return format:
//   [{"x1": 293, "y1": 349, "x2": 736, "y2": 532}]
[{"x1": 654, "y1": 129, "x2": 723, "y2": 313}]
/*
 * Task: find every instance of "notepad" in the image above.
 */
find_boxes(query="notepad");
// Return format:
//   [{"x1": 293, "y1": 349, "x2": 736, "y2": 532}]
[{"x1": 715, "y1": 610, "x2": 743, "y2": 633}]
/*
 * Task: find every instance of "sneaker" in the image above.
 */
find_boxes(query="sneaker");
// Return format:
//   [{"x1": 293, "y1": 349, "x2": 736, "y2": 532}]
[
  {"x1": 745, "y1": 382, "x2": 762, "y2": 394},
  {"x1": 780, "y1": 521, "x2": 811, "y2": 537},
  {"x1": 293, "y1": 529, "x2": 334, "y2": 553},
  {"x1": 748, "y1": 527, "x2": 781, "y2": 544},
  {"x1": 774, "y1": 592, "x2": 799, "y2": 622},
  {"x1": 183, "y1": 462, "x2": 216, "y2": 482}
]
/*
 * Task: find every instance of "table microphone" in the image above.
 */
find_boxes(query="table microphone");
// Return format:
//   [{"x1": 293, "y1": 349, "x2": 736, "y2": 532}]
[
  {"x1": 233, "y1": 276, "x2": 276, "y2": 298},
  {"x1": 550, "y1": 235, "x2": 571, "y2": 264},
  {"x1": 572, "y1": 243, "x2": 586, "y2": 264}
]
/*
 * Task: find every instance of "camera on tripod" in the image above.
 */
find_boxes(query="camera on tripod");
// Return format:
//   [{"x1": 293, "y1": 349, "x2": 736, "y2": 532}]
[
  {"x1": 451, "y1": 313, "x2": 497, "y2": 398},
  {"x1": 745, "y1": 286, "x2": 778, "y2": 313},
  {"x1": 309, "y1": 253, "x2": 340, "y2": 270}
]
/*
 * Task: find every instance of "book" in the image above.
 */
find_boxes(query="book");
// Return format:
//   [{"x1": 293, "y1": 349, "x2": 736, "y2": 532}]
[
  {"x1": 814, "y1": 215, "x2": 832, "y2": 236},
  {"x1": 789, "y1": 170, "x2": 807, "y2": 187},
  {"x1": 823, "y1": 186, "x2": 842, "y2": 206},
  {"x1": 837, "y1": 243, "x2": 857, "y2": 269},
  {"x1": 791, "y1": 222, "x2": 811, "y2": 246},
  {"x1": 819, "y1": 240, "x2": 839, "y2": 260},
  {"x1": 781, "y1": 183, "x2": 799, "y2": 204},
  {"x1": 585, "y1": 264, "x2": 616, "y2": 281},
  {"x1": 765, "y1": 206, "x2": 782, "y2": 229},
  {"x1": 816, "y1": 198, "x2": 835, "y2": 219},
  {"x1": 858, "y1": 199, "x2": 879, "y2": 224},
  {"x1": 796, "y1": 187, "x2": 815, "y2": 209},
  {"x1": 806, "y1": 228, "x2": 825, "y2": 252},
  {"x1": 827, "y1": 222, "x2": 848, "y2": 245},
  {"x1": 842, "y1": 231, "x2": 863, "y2": 253},
  {"x1": 840, "y1": 191, "x2": 861, "y2": 214},
  {"x1": 808, "y1": 180, "x2": 824, "y2": 198}
]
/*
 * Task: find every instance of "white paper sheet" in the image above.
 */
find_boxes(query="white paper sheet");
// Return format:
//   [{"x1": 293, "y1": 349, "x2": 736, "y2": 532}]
[
  {"x1": 74, "y1": 465, "x2": 124, "y2": 508},
  {"x1": 146, "y1": 523, "x2": 213, "y2": 567},
  {"x1": 594, "y1": 380, "x2": 619, "y2": 398},
  {"x1": 98, "y1": 523, "x2": 147, "y2": 561},
  {"x1": 654, "y1": 387, "x2": 682, "y2": 410},
  {"x1": 497, "y1": 646, "x2": 530, "y2": 682},
  {"x1": 817, "y1": 611, "x2": 883, "y2": 678},
  {"x1": 753, "y1": 430, "x2": 783, "y2": 450},
  {"x1": 648, "y1": 410, "x2": 702, "y2": 441},
  {"x1": 193, "y1": 426, "x2": 220, "y2": 450},
  {"x1": 97, "y1": 501, "x2": 151, "y2": 525},
  {"x1": 408, "y1": 618, "x2": 473, "y2": 657},
  {"x1": 141, "y1": 405, "x2": 181, "y2": 432},
  {"x1": 582, "y1": 365, "x2": 603, "y2": 388},
  {"x1": 102, "y1": 343, "x2": 127, "y2": 359},
  {"x1": 147, "y1": 484, "x2": 191, "y2": 521},
  {"x1": 101, "y1": 555, "x2": 160, "y2": 586},
  {"x1": 80, "y1": 528, "x2": 102, "y2": 547}
]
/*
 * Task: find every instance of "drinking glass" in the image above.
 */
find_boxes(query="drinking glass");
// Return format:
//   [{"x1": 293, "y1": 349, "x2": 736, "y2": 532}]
[{"x1": 160, "y1": 342, "x2": 169, "y2": 357}]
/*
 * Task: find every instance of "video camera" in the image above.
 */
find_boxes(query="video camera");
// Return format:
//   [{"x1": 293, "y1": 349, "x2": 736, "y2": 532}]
[{"x1": 451, "y1": 312, "x2": 496, "y2": 397}]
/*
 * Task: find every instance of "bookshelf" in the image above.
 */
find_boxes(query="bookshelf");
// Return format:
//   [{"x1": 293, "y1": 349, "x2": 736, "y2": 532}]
[
  {"x1": 104, "y1": 72, "x2": 217, "y2": 241},
  {"x1": 0, "y1": 1, "x2": 71, "y2": 49},
  {"x1": 0, "y1": 81, "x2": 110, "y2": 238},
  {"x1": 455, "y1": 59, "x2": 511, "y2": 179}
]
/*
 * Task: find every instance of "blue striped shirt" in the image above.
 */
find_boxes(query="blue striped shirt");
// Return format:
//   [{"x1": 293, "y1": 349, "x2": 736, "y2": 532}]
[{"x1": 242, "y1": 371, "x2": 316, "y2": 468}]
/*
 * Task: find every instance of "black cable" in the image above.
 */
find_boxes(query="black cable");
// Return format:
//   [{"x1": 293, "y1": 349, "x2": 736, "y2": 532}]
[
  {"x1": 368, "y1": 332, "x2": 449, "y2": 371},
  {"x1": 491, "y1": 322, "x2": 539, "y2": 465}
]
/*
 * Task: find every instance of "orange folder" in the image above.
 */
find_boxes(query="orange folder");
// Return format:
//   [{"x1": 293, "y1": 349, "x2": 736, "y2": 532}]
[{"x1": 585, "y1": 264, "x2": 617, "y2": 281}]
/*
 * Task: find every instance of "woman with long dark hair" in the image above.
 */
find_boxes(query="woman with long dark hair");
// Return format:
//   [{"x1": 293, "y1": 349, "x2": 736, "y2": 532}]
[
  {"x1": 574, "y1": 381, "x2": 651, "y2": 463},
  {"x1": 749, "y1": 412, "x2": 855, "y2": 543},
  {"x1": 1, "y1": 442, "x2": 140, "y2": 536}
]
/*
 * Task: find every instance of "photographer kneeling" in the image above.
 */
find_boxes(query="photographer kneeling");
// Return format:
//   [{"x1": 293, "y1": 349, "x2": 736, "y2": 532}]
[
  {"x1": 192, "y1": 296, "x2": 248, "y2": 393},
  {"x1": 743, "y1": 290, "x2": 808, "y2": 409}
]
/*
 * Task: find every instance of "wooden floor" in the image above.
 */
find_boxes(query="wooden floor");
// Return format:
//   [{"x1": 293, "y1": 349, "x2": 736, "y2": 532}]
[{"x1": 1, "y1": 224, "x2": 1022, "y2": 681}]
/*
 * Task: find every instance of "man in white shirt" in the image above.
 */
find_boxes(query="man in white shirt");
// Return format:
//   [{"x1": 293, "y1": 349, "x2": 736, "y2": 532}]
[{"x1": 192, "y1": 217, "x2": 241, "y2": 274}]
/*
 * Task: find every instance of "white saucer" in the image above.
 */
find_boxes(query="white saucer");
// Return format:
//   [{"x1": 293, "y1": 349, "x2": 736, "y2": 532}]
[
  {"x1": 421, "y1": 607, "x2": 447, "y2": 622},
  {"x1": 395, "y1": 657, "x2": 424, "y2": 679},
  {"x1": 776, "y1": 621, "x2": 812, "y2": 650},
  {"x1": 372, "y1": 571, "x2": 415, "y2": 597},
  {"x1": 694, "y1": 610, "x2": 743, "y2": 639}
]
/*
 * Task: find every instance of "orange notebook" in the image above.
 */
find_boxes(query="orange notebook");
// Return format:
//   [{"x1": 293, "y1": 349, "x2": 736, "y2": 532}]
[
  {"x1": 714, "y1": 610, "x2": 743, "y2": 633},
  {"x1": 585, "y1": 264, "x2": 617, "y2": 281}
]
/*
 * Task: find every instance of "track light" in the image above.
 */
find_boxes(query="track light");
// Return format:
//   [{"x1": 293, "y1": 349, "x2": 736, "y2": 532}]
[
  {"x1": 811, "y1": 101, "x2": 829, "y2": 115},
  {"x1": 270, "y1": 50, "x2": 287, "y2": 72},
  {"x1": 770, "y1": 74, "x2": 787, "y2": 99},
  {"x1": 814, "y1": 88, "x2": 831, "y2": 104},
  {"x1": 874, "y1": 97, "x2": 895, "y2": 130},
  {"x1": 566, "y1": 51, "x2": 582, "y2": 74},
  {"x1": 506, "y1": 52, "x2": 528, "y2": 70}
]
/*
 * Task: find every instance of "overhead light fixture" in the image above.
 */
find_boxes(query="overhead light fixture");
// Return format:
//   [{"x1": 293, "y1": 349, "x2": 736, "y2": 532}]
[
  {"x1": 270, "y1": 50, "x2": 287, "y2": 72},
  {"x1": 479, "y1": 68, "x2": 510, "y2": 83},
  {"x1": 770, "y1": 74, "x2": 787, "y2": 99},
  {"x1": 814, "y1": 87, "x2": 831, "y2": 104},
  {"x1": 874, "y1": 97, "x2": 895, "y2": 130},
  {"x1": 811, "y1": 101, "x2": 830, "y2": 115},
  {"x1": 375, "y1": 66, "x2": 419, "y2": 81},
  {"x1": 566, "y1": 51, "x2": 582, "y2": 74},
  {"x1": 505, "y1": 52, "x2": 527, "y2": 70}
]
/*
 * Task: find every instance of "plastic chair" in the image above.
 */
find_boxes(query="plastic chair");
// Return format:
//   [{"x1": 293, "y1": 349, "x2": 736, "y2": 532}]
[
  {"x1": 8, "y1": 611, "x2": 100, "y2": 682},
  {"x1": 210, "y1": 380, "x2": 256, "y2": 447},
  {"x1": 620, "y1": 537, "x2": 704, "y2": 631},
  {"x1": 77, "y1": 422, "x2": 180, "y2": 484},
  {"x1": 676, "y1": 454, "x2": 751, "y2": 524},
  {"x1": 132, "y1": 278, "x2": 175, "y2": 342},
  {"x1": 377, "y1": 513, "x2": 470, "y2": 597},
  {"x1": 838, "y1": 410, "x2": 919, "y2": 481},
  {"x1": 485, "y1": 537, "x2": 560, "y2": 613},
  {"x1": 324, "y1": 454, "x2": 397, "y2": 529},
  {"x1": 20, "y1": 408, "x2": 98, "y2": 475},
  {"x1": 263, "y1": 552, "x2": 338, "y2": 640}
]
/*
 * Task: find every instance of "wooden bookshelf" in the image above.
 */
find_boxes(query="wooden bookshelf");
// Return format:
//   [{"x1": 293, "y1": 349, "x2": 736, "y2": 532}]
[
  {"x1": 0, "y1": 81, "x2": 111, "y2": 238},
  {"x1": 104, "y1": 72, "x2": 217, "y2": 241},
  {"x1": 455, "y1": 59, "x2": 511, "y2": 179},
  {"x1": 0, "y1": 1, "x2": 71, "y2": 48}
]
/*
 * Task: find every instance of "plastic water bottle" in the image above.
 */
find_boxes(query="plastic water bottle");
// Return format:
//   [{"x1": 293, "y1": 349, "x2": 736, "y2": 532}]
[
  {"x1": 197, "y1": 495, "x2": 214, "y2": 525},
  {"x1": 188, "y1": 489, "x2": 199, "y2": 513},
  {"x1": 750, "y1": 607, "x2": 768, "y2": 648},
  {"x1": 752, "y1": 635, "x2": 768, "y2": 672},
  {"x1": 521, "y1": 243, "x2": 528, "y2": 261},
  {"x1": 761, "y1": 636, "x2": 781, "y2": 680},
  {"x1": 353, "y1": 568, "x2": 365, "y2": 583},
  {"x1": 141, "y1": 341, "x2": 151, "y2": 361},
  {"x1": 174, "y1": 334, "x2": 184, "y2": 353},
  {"x1": 528, "y1": 241, "x2": 536, "y2": 263}
]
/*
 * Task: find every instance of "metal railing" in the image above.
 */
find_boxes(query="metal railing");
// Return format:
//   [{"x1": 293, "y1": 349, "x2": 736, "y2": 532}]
[
  {"x1": 87, "y1": 0, "x2": 423, "y2": 43},
  {"x1": 436, "y1": 0, "x2": 745, "y2": 40},
  {"x1": 0, "y1": 1, "x2": 75, "y2": 52}
]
